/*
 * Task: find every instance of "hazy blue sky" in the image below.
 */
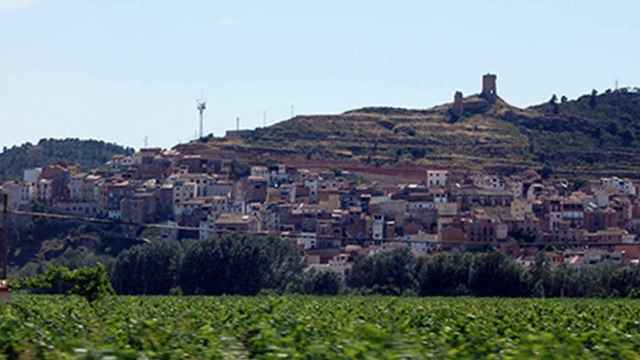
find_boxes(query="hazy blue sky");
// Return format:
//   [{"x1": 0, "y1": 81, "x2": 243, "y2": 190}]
[{"x1": 1, "y1": 0, "x2": 638, "y2": 149}]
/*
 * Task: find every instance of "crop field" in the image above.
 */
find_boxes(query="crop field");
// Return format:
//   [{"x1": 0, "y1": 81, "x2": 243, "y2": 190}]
[{"x1": 1, "y1": 296, "x2": 640, "y2": 359}]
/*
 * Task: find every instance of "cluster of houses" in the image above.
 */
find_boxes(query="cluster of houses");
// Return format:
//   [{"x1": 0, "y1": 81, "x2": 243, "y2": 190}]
[{"x1": 2, "y1": 147, "x2": 640, "y2": 277}]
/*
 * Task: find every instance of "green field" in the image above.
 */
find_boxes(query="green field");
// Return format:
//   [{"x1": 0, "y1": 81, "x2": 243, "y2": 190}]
[{"x1": 2, "y1": 296, "x2": 640, "y2": 359}]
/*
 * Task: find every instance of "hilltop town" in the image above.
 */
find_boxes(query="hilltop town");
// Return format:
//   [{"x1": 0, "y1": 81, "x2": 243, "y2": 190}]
[
  {"x1": 2, "y1": 132, "x2": 640, "y2": 276},
  {"x1": 3, "y1": 75, "x2": 640, "y2": 277}
]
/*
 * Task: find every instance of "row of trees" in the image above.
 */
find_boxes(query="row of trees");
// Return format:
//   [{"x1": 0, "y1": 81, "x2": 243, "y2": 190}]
[
  {"x1": 349, "y1": 249, "x2": 640, "y2": 298},
  {"x1": 111, "y1": 234, "x2": 306, "y2": 295},
  {"x1": 16, "y1": 234, "x2": 640, "y2": 298}
]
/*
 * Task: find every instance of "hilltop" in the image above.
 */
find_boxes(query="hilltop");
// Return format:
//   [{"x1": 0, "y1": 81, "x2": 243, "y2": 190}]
[
  {"x1": 181, "y1": 76, "x2": 640, "y2": 179},
  {"x1": 0, "y1": 138, "x2": 134, "y2": 181}
]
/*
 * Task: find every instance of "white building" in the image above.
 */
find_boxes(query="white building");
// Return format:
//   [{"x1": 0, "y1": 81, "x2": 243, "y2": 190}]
[
  {"x1": 473, "y1": 175, "x2": 505, "y2": 191},
  {"x1": 37, "y1": 179, "x2": 53, "y2": 204},
  {"x1": 372, "y1": 214, "x2": 385, "y2": 243},
  {"x1": 426, "y1": 170, "x2": 448, "y2": 188},
  {"x1": 600, "y1": 177, "x2": 636, "y2": 196},
  {"x1": 304, "y1": 178, "x2": 319, "y2": 203},
  {"x1": 296, "y1": 232, "x2": 317, "y2": 250},
  {"x1": 23, "y1": 168, "x2": 42, "y2": 184},
  {"x1": 172, "y1": 181, "x2": 197, "y2": 216},
  {"x1": 250, "y1": 166, "x2": 269, "y2": 181}
]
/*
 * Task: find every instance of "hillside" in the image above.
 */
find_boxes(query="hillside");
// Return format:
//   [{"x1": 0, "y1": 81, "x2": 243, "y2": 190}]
[
  {"x1": 185, "y1": 86, "x2": 640, "y2": 179},
  {"x1": 0, "y1": 138, "x2": 134, "y2": 181}
]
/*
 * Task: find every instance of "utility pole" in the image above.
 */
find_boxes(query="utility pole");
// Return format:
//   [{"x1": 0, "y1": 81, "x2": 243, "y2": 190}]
[{"x1": 0, "y1": 191, "x2": 8, "y2": 280}]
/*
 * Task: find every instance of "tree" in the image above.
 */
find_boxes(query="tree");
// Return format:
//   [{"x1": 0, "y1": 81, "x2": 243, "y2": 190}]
[
  {"x1": 14, "y1": 264, "x2": 114, "y2": 302},
  {"x1": 289, "y1": 269, "x2": 342, "y2": 295},
  {"x1": 180, "y1": 234, "x2": 302, "y2": 295},
  {"x1": 260, "y1": 235, "x2": 305, "y2": 292},
  {"x1": 230, "y1": 160, "x2": 250, "y2": 180},
  {"x1": 529, "y1": 252, "x2": 551, "y2": 297},
  {"x1": 468, "y1": 252, "x2": 527, "y2": 297},
  {"x1": 348, "y1": 248, "x2": 416, "y2": 295},
  {"x1": 560, "y1": 95, "x2": 568, "y2": 104},
  {"x1": 112, "y1": 240, "x2": 183, "y2": 295},
  {"x1": 415, "y1": 252, "x2": 472, "y2": 296},
  {"x1": 549, "y1": 95, "x2": 559, "y2": 114},
  {"x1": 539, "y1": 163, "x2": 554, "y2": 179}
]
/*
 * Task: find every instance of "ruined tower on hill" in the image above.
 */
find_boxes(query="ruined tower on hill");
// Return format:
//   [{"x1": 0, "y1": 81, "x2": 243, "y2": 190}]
[
  {"x1": 481, "y1": 74, "x2": 497, "y2": 104},
  {"x1": 452, "y1": 91, "x2": 464, "y2": 118}
]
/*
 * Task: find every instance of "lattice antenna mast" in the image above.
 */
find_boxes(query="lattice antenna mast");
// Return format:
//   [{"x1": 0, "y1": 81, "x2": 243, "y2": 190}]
[{"x1": 197, "y1": 98, "x2": 207, "y2": 139}]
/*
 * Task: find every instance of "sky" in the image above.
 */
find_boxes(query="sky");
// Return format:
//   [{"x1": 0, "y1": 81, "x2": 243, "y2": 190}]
[{"x1": 1, "y1": 0, "x2": 638, "y2": 150}]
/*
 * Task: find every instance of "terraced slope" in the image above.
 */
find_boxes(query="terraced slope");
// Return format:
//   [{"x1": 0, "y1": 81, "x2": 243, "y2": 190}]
[{"x1": 187, "y1": 90, "x2": 640, "y2": 178}]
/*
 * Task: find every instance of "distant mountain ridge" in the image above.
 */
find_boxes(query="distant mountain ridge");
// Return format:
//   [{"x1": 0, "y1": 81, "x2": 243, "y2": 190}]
[
  {"x1": 0, "y1": 138, "x2": 134, "y2": 181},
  {"x1": 188, "y1": 83, "x2": 640, "y2": 179}
]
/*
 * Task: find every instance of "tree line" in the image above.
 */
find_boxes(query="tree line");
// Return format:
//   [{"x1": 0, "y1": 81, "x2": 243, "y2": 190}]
[{"x1": 14, "y1": 234, "x2": 640, "y2": 299}]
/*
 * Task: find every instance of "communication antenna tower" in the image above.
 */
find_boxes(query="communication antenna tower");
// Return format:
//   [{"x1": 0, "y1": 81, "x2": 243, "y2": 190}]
[
  {"x1": 236, "y1": 117, "x2": 240, "y2": 131},
  {"x1": 196, "y1": 97, "x2": 207, "y2": 139},
  {"x1": 144, "y1": 136, "x2": 149, "y2": 148}
]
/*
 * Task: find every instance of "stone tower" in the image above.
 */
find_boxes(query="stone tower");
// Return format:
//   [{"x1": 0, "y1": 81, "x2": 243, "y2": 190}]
[
  {"x1": 481, "y1": 74, "x2": 497, "y2": 104},
  {"x1": 452, "y1": 91, "x2": 464, "y2": 118}
]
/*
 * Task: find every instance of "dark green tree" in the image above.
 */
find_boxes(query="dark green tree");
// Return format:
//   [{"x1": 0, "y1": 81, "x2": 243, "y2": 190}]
[
  {"x1": 348, "y1": 248, "x2": 416, "y2": 295},
  {"x1": 14, "y1": 264, "x2": 114, "y2": 302},
  {"x1": 180, "y1": 234, "x2": 302, "y2": 295},
  {"x1": 289, "y1": 269, "x2": 342, "y2": 295},
  {"x1": 549, "y1": 95, "x2": 559, "y2": 114},
  {"x1": 529, "y1": 252, "x2": 551, "y2": 297},
  {"x1": 415, "y1": 252, "x2": 472, "y2": 296},
  {"x1": 539, "y1": 163, "x2": 554, "y2": 179},
  {"x1": 112, "y1": 240, "x2": 183, "y2": 295},
  {"x1": 468, "y1": 252, "x2": 527, "y2": 297}
]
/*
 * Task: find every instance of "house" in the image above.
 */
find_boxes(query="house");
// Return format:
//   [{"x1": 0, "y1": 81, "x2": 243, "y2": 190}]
[
  {"x1": 1, "y1": 181, "x2": 30, "y2": 210},
  {"x1": 41, "y1": 164, "x2": 71, "y2": 202},
  {"x1": 453, "y1": 187, "x2": 513, "y2": 212},
  {"x1": 37, "y1": 179, "x2": 54, "y2": 205},
  {"x1": 600, "y1": 177, "x2": 636, "y2": 196},
  {"x1": 53, "y1": 202, "x2": 100, "y2": 217},
  {"x1": 250, "y1": 166, "x2": 269, "y2": 180},
  {"x1": 100, "y1": 180, "x2": 135, "y2": 220},
  {"x1": 215, "y1": 213, "x2": 259, "y2": 234},
  {"x1": 121, "y1": 192, "x2": 157, "y2": 224},
  {"x1": 295, "y1": 232, "x2": 318, "y2": 250},
  {"x1": 236, "y1": 176, "x2": 267, "y2": 204},
  {"x1": 160, "y1": 221, "x2": 179, "y2": 241},
  {"x1": 68, "y1": 174, "x2": 101, "y2": 203},
  {"x1": 172, "y1": 180, "x2": 197, "y2": 216},
  {"x1": 426, "y1": 169, "x2": 448, "y2": 188}
]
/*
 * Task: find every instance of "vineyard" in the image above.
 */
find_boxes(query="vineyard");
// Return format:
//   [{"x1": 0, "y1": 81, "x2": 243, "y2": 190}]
[{"x1": 1, "y1": 296, "x2": 640, "y2": 359}]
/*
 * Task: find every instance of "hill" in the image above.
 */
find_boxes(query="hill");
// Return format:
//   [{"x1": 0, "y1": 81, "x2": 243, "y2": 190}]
[
  {"x1": 183, "y1": 83, "x2": 640, "y2": 179},
  {"x1": 0, "y1": 138, "x2": 134, "y2": 181}
]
